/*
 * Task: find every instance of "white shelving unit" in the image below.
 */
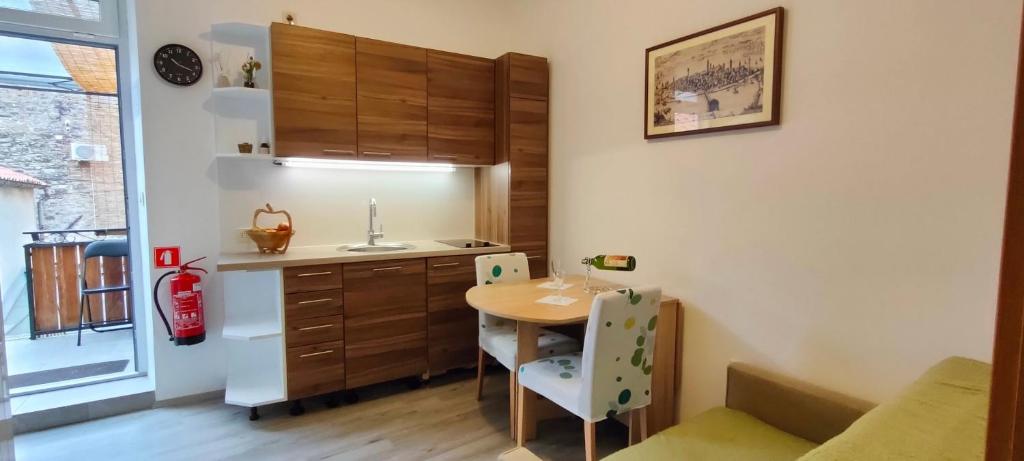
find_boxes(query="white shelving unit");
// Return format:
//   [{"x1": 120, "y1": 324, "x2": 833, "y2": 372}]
[
  {"x1": 222, "y1": 269, "x2": 286, "y2": 414},
  {"x1": 210, "y1": 22, "x2": 273, "y2": 159}
]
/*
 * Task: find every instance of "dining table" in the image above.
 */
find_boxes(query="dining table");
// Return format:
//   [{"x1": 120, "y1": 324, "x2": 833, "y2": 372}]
[{"x1": 465, "y1": 274, "x2": 683, "y2": 445}]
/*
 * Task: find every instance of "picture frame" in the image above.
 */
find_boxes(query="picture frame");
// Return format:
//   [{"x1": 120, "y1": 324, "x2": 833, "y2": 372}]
[{"x1": 645, "y1": 7, "x2": 785, "y2": 139}]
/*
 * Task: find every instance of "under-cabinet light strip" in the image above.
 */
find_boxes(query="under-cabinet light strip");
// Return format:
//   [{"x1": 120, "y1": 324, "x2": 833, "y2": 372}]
[{"x1": 272, "y1": 157, "x2": 456, "y2": 173}]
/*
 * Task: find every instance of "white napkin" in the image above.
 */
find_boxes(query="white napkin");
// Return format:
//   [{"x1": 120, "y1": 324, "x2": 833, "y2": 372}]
[
  {"x1": 536, "y1": 295, "x2": 578, "y2": 306},
  {"x1": 537, "y1": 281, "x2": 574, "y2": 290}
]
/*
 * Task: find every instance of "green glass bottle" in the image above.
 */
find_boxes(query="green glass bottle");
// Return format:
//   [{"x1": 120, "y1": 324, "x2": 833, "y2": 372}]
[{"x1": 588, "y1": 255, "x2": 636, "y2": 271}]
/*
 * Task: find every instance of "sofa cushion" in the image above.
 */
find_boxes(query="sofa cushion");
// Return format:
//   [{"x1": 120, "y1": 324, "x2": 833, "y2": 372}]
[
  {"x1": 798, "y1": 356, "x2": 991, "y2": 461},
  {"x1": 604, "y1": 406, "x2": 818, "y2": 461}
]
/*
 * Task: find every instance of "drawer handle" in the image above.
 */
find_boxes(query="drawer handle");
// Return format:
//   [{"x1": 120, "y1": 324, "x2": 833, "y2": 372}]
[
  {"x1": 297, "y1": 298, "x2": 333, "y2": 305},
  {"x1": 526, "y1": 256, "x2": 542, "y2": 259},
  {"x1": 298, "y1": 324, "x2": 334, "y2": 331},
  {"x1": 372, "y1": 266, "x2": 403, "y2": 272},
  {"x1": 433, "y1": 154, "x2": 458, "y2": 159},
  {"x1": 432, "y1": 262, "x2": 460, "y2": 268},
  {"x1": 322, "y1": 149, "x2": 355, "y2": 155},
  {"x1": 299, "y1": 350, "x2": 334, "y2": 358},
  {"x1": 296, "y1": 271, "x2": 333, "y2": 277},
  {"x1": 362, "y1": 151, "x2": 392, "y2": 157}
]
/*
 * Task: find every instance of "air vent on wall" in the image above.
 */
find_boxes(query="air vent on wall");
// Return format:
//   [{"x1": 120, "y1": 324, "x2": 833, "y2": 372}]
[{"x1": 70, "y1": 143, "x2": 109, "y2": 162}]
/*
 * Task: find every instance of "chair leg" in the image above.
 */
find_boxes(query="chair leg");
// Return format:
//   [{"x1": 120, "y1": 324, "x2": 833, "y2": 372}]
[
  {"x1": 76, "y1": 292, "x2": 87, "y2": 347},
  {"x1": 476, "y1": 347, "x2": 486, "y2": 401},
  {"x1": 584, "y1": 420, "x2": 597, "y2": 461},
  {"x1": 628, "y1": 407, "x2": 649, "y2": 445},
  {"x1": 640, "y1": 406, "x2": 648, "y2": 441}
]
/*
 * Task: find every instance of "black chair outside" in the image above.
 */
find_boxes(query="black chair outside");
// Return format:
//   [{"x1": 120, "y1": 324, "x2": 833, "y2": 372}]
[{"x1": 77, "y1": 239, "x2": 133, "y2": 346}]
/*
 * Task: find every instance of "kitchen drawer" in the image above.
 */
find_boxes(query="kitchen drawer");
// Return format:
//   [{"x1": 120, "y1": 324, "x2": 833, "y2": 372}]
[
  {"x1": 516, "y1": 246, "x2": 548, "y2": 279},
  {"x1": 285, "y1": 289, "x2": 344, "y2": 321},
  {"x1": 284, "y1": 264, "x2": 343, "y2": 294},
  {"x1": 286, "y1": 314, "x2": 344, "y2": 348},
  {"x1": 286, "y1": 341, "x2": 345, "y2": 400},
  {"x1": 343, "y1": 259, "x2": 426, "y2": 318},
  {"x1": 426, "y1": 254, "x2": 478, "y2": 311}
]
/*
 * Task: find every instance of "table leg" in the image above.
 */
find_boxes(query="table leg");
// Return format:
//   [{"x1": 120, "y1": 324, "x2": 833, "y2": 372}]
[{"x1": 516, "y1": 321, "x2": 540, "y2": 446}]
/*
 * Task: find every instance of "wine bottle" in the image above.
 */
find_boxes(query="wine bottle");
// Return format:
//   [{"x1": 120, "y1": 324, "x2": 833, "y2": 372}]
[{"x1": 588, "y1": 255, "x2": 636, "y2": 271}]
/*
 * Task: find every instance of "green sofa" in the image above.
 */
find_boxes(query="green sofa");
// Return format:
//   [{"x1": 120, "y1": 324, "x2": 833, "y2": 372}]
[{"x1": 605, "y1": 357, "x2": 991, "y2": 461}]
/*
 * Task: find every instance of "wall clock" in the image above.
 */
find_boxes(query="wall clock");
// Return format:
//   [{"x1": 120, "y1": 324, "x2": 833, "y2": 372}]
[{"x1": 154, "y1": 44, "x2": 202, "y2": 86}]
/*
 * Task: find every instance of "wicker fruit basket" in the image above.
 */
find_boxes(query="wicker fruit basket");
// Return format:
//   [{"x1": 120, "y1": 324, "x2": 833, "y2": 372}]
[{"x1": 246, "y1": 203, "x2": 294, "y2": 254}]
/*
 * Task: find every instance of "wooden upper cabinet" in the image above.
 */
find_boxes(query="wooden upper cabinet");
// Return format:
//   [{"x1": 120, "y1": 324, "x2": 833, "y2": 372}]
[
  {"x1": 427, "y1": 50, "x2": 495, "y2": 165},
  {"x1": 356, "y1": 38, "x2": 428, "y2": 161},
  {"x1": 271, "y1": 23, "x2": 358, "y2": 158},
  {"x1": 508, "y1": 53, "x2": 548, "y2": 101}
]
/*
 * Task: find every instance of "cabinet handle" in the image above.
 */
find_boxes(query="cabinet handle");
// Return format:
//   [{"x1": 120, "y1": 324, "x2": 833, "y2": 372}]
[
  {"x1": 433, "y1": 154, "x2": 458, "y2": 159},
  {"x1": 362, "y1": 151, "x2": 392, "y2": 157},
  {"x1": 298, "y1": 324, "x2": 334, "y2": 331},
  {"x1": 526, "y1": 256, "x2": 542, "y2": 259},
  {"x1": 322, "y1": 149, "x2": 356, "y2": 155},
  {"x1": 432, "y1": 262, "x2": 460, "y2": 268},
  {"x1": 299, "y1": 350, "x2": 334, "y2": 358},
  {"x1": 296, "y1": 271, "x2": 332, "y2": 277},
  {"x1": 297, "y1": 298, "x2": 332, "y2": 305},
  {"x1": 372, "y1": 266, "x2": 403, "y2": 272}
]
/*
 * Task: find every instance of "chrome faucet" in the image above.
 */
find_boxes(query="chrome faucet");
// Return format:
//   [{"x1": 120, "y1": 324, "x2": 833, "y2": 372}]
[{"x1": 367, "y1": 198, "x2": 384, "y2": 245}]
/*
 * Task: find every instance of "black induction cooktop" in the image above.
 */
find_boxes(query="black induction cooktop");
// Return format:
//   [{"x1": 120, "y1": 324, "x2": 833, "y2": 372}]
[{"x1": 436, "y1": 239, "x2": 498, "y2": 249}]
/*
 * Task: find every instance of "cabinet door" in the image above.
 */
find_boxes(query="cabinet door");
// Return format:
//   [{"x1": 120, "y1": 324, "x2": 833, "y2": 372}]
[
  {"x1": 509, "y1": 53, "x2": 548, "y2": 101},
  {"x1": 427, "y1": 50, "x2": 494, "y2": 165},
  {"x1": 271, "y1": 23, "x2": 357, "y2": 158},
  {"x1": 426, "y1": 254, "x2": 480, "y2": 374},
  {"x1": 356, "y1": 37, "x2": 428, "y2": 161},
  {"x1": 509, "y1": 97, "x2": 548, "y2": 251},
  {"x1": 342, "y1": 259, "x2": 427, "y2": 388},
  {"x1": 287, "y1": 341, "x2": 345, "y2": 400}
]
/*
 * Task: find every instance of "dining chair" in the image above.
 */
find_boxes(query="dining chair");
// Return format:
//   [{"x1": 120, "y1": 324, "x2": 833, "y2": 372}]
[
  {"x1": 474, "y1": 253, "x2": 580, "y2": 435},
  {"x1": 77, "y1": 239, "x2": 133, "y2": 346},
  {"x1": 517, "y1": 286, "x2": 662, "y2": 461}
]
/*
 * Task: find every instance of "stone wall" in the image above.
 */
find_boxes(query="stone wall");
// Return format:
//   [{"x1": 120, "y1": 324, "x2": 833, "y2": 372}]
[{"x1": 0, "y1": 88, "x2": 125, "y2": 233}]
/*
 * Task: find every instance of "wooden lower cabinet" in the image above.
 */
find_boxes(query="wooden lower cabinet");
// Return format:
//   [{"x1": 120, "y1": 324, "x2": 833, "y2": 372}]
[
  {"x1": 342, "y1": 259, "x2": 428, "y2": 388},
  {"x1": 287, "y1": 341, "x2": 345, "y2": 400},
  {"x1": 427, "y1": 255, "x2": 481, "y2": 374}
]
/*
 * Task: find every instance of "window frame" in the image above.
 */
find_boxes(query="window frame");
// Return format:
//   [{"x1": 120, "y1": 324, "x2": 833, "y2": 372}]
[{"x1": 0, "y1": 0, "x2": 119, "y2": 41}]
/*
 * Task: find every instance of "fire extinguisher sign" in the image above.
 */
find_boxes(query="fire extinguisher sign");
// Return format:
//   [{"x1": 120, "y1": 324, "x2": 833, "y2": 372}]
[{"x1": 154, "y1": 246, "x2": 181, "y2": 269}]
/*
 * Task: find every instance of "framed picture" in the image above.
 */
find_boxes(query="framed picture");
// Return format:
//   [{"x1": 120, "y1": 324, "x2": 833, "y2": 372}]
[{"x1": 645, "y1": 7, "x2": 784, "y2": 139}]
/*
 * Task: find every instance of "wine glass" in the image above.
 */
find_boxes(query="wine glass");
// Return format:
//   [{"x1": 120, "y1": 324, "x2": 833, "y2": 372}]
[{"x1": 550, "y1": 259, "x2": 566, "y2": 302}]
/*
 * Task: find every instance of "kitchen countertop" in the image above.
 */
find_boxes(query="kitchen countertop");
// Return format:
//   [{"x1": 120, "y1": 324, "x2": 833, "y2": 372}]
[{"x1": 217, "y1": 240, "x2": 511, "y2": 271}]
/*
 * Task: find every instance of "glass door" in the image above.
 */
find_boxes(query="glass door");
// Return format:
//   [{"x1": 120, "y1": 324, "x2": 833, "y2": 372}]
[{"x1": 0, "y1": 32, "x2": 137, "y2": 395}]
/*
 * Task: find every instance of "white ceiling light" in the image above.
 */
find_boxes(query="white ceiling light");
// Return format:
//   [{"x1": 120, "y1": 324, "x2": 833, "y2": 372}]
[{"x1": 273, "y1": 157, "x2": 455, "y2": 173}]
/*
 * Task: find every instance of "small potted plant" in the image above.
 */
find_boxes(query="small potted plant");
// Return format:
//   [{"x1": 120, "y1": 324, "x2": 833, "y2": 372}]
[{"x1": 241, "y1": 56, "x2": 262, "y2": 88}]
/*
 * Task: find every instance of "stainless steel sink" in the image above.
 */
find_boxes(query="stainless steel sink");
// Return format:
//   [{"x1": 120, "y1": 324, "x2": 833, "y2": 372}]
[{"x1": 338, "y1": 243, "x2": 414, "y2": 253}]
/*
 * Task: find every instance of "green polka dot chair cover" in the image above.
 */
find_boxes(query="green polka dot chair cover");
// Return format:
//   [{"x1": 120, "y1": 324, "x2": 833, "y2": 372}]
[
  {"x1": 474, "y1": 253, "x2": 579, "y2": 370},
  {"x1": 517, "y1": 286, "x2": 662, "y2": 422}
]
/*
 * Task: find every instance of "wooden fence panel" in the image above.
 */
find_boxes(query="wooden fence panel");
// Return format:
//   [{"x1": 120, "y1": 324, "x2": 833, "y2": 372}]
[
  {"x1": 84, "y1": 253, "x2": 104, "y2": 322},
  {"x1": 102, "y1": 256, "x2": 129, "y2": 322},
  {"x1": 56, "y1": 245, "x2": 82, "y2": 330},
  {"x1": 30, "y1": 246, "x2": 58, "y2": 333}
]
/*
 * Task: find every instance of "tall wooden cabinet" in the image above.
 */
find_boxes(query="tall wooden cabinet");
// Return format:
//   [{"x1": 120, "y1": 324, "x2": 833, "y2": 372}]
[
  {"x1": 478, "y1": 53, "x2": 550, "y2": 278},
  {"x1": 355, "y1": 38, "x2": 428, "y2": 161},
  {"x1": 270, "y1": 24, "x2": 358, "y2": 158}
]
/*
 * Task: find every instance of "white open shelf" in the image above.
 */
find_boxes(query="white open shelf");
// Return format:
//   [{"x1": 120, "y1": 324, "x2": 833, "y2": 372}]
[
  {"x1": 225, "y1": 383, "x2": 286, "y2": 407},
  {"x1": 215, "y1": 153, "x2": 274, "y2": 161},
  {"x1": 212, "y1": 86, "x2": 270, "y2": 101},
  {"x1": 225, "y1": 336, "x2": 286, "y2": 407},
  {"x1": 222, "y1": 322, "x2": 281, "y2": 341}
]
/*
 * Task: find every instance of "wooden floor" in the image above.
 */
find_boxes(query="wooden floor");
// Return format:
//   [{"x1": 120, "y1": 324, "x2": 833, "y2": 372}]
[{"x1": 14, "y1": 368, "x2": 630, "y2": 461}]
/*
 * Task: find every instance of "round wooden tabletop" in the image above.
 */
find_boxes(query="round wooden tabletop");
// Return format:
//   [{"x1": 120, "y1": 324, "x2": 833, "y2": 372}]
[{"x1": 465, "y1": 274, "x2": 612, "y2": 325}]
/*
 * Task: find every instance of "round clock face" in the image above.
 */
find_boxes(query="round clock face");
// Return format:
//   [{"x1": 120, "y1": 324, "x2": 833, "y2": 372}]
[{"x1": 154, "y1": 44, "x2": 202, "y2": 86}]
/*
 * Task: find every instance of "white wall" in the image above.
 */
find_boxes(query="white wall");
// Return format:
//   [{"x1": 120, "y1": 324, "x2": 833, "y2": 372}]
[
  {"x1": 218, "y1": 164, "x2": 475, "y2": 252},
  {"x1": 133, "y1": 0, "x2": 517, "y2": 400},
  {"x1": 0, "y1": 187, "x2": 34, "y2": 320},
  {"x1": 508, "y1": 0, "x2": 1020, "y2": 419}
]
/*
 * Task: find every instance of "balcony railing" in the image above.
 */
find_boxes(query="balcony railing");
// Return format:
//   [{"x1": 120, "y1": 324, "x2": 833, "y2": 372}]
[{"x1": 23, "y1": 229, "x2": 130, "y2": 339}]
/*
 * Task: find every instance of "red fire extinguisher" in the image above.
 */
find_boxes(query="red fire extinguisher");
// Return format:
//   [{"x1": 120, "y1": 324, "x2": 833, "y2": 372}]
[{"x1": 153, "y1": 256, "x2": 207, "y2": 346}]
